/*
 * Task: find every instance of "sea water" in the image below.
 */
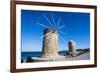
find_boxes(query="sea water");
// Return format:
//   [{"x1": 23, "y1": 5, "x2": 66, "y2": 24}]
[{"x1": 21, "y1": 51, "x2": 69, "y2": 60}]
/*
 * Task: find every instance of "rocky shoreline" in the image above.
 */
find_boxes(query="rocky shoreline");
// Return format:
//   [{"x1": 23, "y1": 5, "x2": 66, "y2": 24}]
[{"x1": 22, "y1": 50, "x2": 90, "y2": 63}]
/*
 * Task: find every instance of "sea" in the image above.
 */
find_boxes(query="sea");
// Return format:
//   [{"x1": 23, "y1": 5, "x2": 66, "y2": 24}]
[{"x1": 21, "y1": 51, "x2": 69, "y2": 60}]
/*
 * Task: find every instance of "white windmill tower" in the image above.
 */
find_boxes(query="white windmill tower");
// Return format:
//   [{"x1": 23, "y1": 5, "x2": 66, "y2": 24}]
[{"x1": 37, "y1": 13, "x2": 66, "y2": 59}]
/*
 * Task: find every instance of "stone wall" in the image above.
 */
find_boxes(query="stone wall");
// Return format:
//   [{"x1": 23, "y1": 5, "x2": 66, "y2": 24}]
[
  {"x1": 41, "y1": 28, "x2": 59, "y2": 58},
  {"x1": 68, "y1": 40, "x2": 77, "y2": 56}
]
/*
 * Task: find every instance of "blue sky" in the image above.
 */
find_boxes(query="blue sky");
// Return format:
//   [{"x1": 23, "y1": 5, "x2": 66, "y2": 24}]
[{"x1": 21, "y1": 10, "x2": 90, "y2": 52}]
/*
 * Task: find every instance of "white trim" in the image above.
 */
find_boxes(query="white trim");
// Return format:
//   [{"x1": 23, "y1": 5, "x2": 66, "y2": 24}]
[{"x1": 16, "y1": 4, "x2": 95, "y2": 69}]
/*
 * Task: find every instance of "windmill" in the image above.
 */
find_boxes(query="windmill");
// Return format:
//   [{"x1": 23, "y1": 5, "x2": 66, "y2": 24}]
[{"x1": 37, "y1": 13, "x2": 67, "y2": 58}]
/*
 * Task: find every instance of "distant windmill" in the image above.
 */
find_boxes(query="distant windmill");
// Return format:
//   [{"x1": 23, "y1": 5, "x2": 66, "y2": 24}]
[{"x1": 37, "y1": 13, "x2": 67, "y2": 58}]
